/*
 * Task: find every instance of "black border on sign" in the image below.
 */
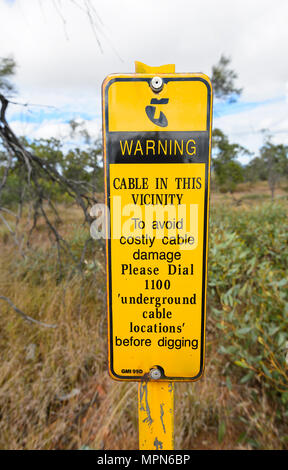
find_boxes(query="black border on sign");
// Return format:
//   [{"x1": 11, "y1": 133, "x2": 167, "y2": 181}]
[{"x1": 103, "y1": 76, "x2": 212, "y2": 381}]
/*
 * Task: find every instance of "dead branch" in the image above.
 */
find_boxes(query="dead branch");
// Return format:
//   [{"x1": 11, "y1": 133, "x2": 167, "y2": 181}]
[
  {"x1": 0, "y1": 295, "x2": 57, "y2": 328},
  {"x1": 0, "y1": 212, "x2": 25, "y2": 257},
  {"x1": 0, "y1": 93, "x2": 98, "y2": 270}
]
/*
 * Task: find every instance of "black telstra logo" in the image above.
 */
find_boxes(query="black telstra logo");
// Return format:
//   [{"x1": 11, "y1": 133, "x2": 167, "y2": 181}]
[{"x1": 145, "y1": 98, "x2": 169, "y2": 127}]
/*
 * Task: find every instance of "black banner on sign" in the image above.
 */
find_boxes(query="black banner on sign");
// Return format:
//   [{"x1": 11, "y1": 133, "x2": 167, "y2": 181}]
[{"x1": 106, "y1": 131, "x2": 210, "y2": 164}]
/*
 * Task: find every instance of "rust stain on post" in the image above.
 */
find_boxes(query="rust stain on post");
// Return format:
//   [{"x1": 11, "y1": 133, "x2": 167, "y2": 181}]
[
  {"x1": 139, "y1": 381, "x2": 153, "y2": 426},
  {"x1": 160, "y1": 403, "x2": 166, "y2": 433}
]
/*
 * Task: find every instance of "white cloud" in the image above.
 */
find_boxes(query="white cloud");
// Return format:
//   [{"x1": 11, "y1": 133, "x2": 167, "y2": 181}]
[
  {"x1": 9, "y1": 116, "x2": 101, "y2": 143},
  {"x1": 214, "y1": 98, "x2": 288, "y2": 162}
]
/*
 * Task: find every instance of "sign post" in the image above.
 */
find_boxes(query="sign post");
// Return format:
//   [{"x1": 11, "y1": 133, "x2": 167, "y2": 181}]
[{"x1": 102, "y1": 61, "x2": 212, "y2": 450}]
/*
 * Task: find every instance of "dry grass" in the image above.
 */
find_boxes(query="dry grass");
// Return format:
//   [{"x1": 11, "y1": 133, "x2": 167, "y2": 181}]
[
  {"x1": 0, "y1": 192, "x2": 287, "y2": 450},
  {"x1": 211, "y1": 179, "x2": 288, "y2": 209},
  {"x1": 174, "y1": 350, "x2": 285, "y2": 450}
]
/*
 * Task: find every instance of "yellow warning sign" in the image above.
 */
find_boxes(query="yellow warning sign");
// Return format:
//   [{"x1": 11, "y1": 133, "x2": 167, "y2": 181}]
[{"x1": 102, "y1": 73, "x2": 213, "y2": 381}]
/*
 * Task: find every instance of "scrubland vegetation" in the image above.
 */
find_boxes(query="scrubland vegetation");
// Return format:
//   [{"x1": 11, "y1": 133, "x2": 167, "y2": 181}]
[
  {"x1": 0, "y1": 184, "x2": 287, "y2": 450},
  {"x1": 0, "y1": 54, "x2": 287, "y2": 450}
]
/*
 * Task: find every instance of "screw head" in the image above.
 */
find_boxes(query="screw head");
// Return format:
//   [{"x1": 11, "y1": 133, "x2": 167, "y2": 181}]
[
  {"x1": 150, "y1": 76, "x2": 163, "y2": 92},
  {"x1": 149, "y1": 368, "x2": 162, "y2": 380}
]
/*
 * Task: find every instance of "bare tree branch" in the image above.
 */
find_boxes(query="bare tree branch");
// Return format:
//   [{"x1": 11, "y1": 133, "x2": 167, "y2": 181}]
[
  {"x1": 0, "y1": 212, "x2": 25, "y2": 257},
  {"x1": 0, "y1": 296, "x2": 57, "y2": 328},
  {"x1": 0, "y1": 92, "x2": 102, "y2": 284}
]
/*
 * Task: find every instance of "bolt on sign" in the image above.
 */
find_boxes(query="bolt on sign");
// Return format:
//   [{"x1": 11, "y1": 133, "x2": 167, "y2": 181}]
[{"x1": 102, "y1": 71, "x2": 213, "y2": 381}]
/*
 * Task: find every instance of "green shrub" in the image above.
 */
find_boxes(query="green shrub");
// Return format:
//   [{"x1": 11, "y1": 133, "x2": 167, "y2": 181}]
[{"x1": 208, "y1": 202, "x2": 288, "y2": 405}]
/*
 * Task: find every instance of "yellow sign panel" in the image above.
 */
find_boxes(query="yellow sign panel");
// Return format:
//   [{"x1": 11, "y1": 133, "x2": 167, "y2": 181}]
[
  {"x1": 108, "y1": 80, "x2": 208, "y2": 132},
  {"x1": 102, "y1": 73, "x2": 212, "y2": 381}
]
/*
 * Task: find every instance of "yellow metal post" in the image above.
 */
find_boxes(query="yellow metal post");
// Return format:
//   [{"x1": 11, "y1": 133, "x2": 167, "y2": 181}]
[
  {"x1": 138, "y1": 381, "x2": 174, "y2": 450},
  {"x1": 135, "y1": 61, "x2": 175, "y2": 451},
  {"x1": 135, "y1": 61, "x2": 175, "y2": 74}
]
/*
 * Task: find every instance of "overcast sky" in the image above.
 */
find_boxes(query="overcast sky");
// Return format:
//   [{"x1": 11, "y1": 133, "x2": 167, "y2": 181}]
[{"x1": 1, "y1": 0, "x2": 288, "y2": 162}]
